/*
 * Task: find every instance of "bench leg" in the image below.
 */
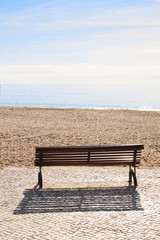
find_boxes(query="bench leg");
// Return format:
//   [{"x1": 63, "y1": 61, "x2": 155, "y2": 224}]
[
  {"x1": 129, "y1": 166, "x2": 137, "y2": 188},
  {"x1": 131, "y1": 169, "x2": 137, "y2": 187},
  {"x1": 38, "y1": 168, "x2": 43, "y2": 189},
  {"x1": 129, "y1": 166, "x2": 132, "y2": 183}
]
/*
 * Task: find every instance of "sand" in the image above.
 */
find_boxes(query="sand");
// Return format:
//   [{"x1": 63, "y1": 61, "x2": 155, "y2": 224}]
[{"x1": 0, "y1": 107, "x2": 160, "y2": 167}]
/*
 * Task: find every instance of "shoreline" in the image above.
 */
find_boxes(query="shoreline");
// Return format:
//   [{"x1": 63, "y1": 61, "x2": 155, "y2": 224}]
[
  {"x1": 0, "y1": 105, "x2": 160, "y2": 112},
  {"x1": 0, "y1": 107, "x2": 160, "y2": 168}
]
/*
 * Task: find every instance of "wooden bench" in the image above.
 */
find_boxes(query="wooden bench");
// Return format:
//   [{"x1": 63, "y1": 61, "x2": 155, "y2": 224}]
[{"x1": 35, "y1": 144, "x2": 144, "y2": 189}]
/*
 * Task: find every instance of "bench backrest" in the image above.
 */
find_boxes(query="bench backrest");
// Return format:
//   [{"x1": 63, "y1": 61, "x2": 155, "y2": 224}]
[{"x1": 35, "y1": 145, "x2": 144, "y2": 167}]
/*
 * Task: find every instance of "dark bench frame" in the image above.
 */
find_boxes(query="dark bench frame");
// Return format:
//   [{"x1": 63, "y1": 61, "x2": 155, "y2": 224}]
[{"x1": 35, "y1": 144, "x2": 144, "y2": 189}]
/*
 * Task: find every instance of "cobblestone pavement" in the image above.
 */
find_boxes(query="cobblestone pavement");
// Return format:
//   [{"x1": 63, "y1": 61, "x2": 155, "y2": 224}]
[{"x1": 0, "y1": 166, "x2": 160, "y2": 240}]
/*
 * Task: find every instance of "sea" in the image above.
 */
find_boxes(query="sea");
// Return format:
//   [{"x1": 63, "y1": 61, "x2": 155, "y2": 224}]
[{"x1": 0, "y1": 84, "x2": 160, "y2": 111}]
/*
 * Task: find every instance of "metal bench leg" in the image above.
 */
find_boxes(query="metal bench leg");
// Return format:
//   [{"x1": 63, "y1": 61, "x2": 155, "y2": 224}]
[
  {"x1": 132, "y1": 170, "x2": 137, "y2": 187},
  {"x1": 129, "y1": 166, "x2": 132, "y2": 183},
  {"x1": 38, "y1": 167, "x2": 43, "y2": 189},
  {"x1": 132, "y1": 166, "x2": 138, "y2": 187},
  {"x1": 129, "y1": 166, "x2": 137, "y2": 188},
  {"x1": 131, "y1": 169, "x2": 137, "y2": 188}
]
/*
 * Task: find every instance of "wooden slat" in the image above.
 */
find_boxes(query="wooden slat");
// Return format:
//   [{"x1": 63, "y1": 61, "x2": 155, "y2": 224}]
[
  {"x1": 36, "y1": 152, "x2": 88, "y2": 156},
  {"x1": 35, "y1": 161, "x2": 88, "y2": 166},
  {"x1": 35, "y1": 159, "x2": 140, "y2": 164},
  {"x1": 90, "y1": 160, "x2": 139, "y2": 163},
  {"x1": 39, "y1": 156, "x2": 88, "y2": 159},
  {"x1": 40, "y1": 155, "x2": 88, "y2": 159},
  {"x1": 35, "y1": 156, "x2": 141, "y2": 161},
  {"x1": 91, "y1": 155, "x2": 141, "y2": 158},
  {"x1": 90, "y1": 151, "x2": 139, "y2": 154},
  {"x1": 36, "y1": 144, "x2": 144, "y2": 153},
  {"x1": 34, "y1": 162, "x2": 135, "y2": 166},
  {"x1": 36, "y1": 150, "x2": 141, "y2": 155},
  {"x1": 90, "y1": 151, "x2": 141, "y2": 155},
  {"x1": 36, "y1": 159, "x2": 88, "y2": 163},
  {"x1": 35, "y1": 158, "x2": 140, "y2": 163},
  {"x1": 36, "y1": 152, "x2": 141, "y2": 157},
  {"x1": 91, "y1": 157, "x2": 141, "y2": 160}
]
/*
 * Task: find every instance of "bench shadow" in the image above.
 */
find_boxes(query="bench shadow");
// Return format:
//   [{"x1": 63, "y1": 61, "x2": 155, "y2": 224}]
[{"x1": 13, "y1": 186, "x2": 143, "y2": 214}]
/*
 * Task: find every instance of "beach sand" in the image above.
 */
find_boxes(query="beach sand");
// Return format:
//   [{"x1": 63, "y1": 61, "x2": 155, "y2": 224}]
[{"x1": 0, "y1": 107, "x2": 160, "y2": 167}]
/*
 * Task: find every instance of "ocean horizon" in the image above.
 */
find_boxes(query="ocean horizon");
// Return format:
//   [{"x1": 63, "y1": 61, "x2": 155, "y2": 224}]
[{"x1": 0, "y1": 84, "x2": 160, "y2": 111}]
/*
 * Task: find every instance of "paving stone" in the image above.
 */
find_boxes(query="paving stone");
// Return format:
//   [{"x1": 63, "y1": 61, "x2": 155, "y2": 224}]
[{"x1": 0, "y1": 167, "x2": 160, "y2": 239}]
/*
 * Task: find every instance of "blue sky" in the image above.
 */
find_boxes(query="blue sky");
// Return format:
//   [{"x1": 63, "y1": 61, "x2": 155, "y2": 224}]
[{"x1": 0, "y1": 0, "x2": 160, "y2": 84}]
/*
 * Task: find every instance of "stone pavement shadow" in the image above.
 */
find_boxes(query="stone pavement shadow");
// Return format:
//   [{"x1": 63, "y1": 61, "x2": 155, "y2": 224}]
[{"x1": 13, "y1": 186, "x2": 143, "y2": 214}]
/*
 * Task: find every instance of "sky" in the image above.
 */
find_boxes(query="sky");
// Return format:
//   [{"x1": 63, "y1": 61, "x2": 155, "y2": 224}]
[{"x1": 0, "y1": 0, "x2": 160, "y2": 84}]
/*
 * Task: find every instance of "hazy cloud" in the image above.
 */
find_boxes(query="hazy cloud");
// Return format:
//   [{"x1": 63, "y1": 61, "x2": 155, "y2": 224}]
[{"x1": 0, "y1": 0, "x2": 160, "y2": 84}]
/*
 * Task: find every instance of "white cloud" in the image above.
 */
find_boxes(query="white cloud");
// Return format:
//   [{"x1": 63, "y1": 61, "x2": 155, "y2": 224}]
[
  {"x1": 0, "y1": 63, "x2": 159, "y2": 84},
  {"x1": 0, "y1": 1, "x2": 160, "y2": 85},
  {"x1": 146, "y1": 47, "x2": 160, "y2": 54}
]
